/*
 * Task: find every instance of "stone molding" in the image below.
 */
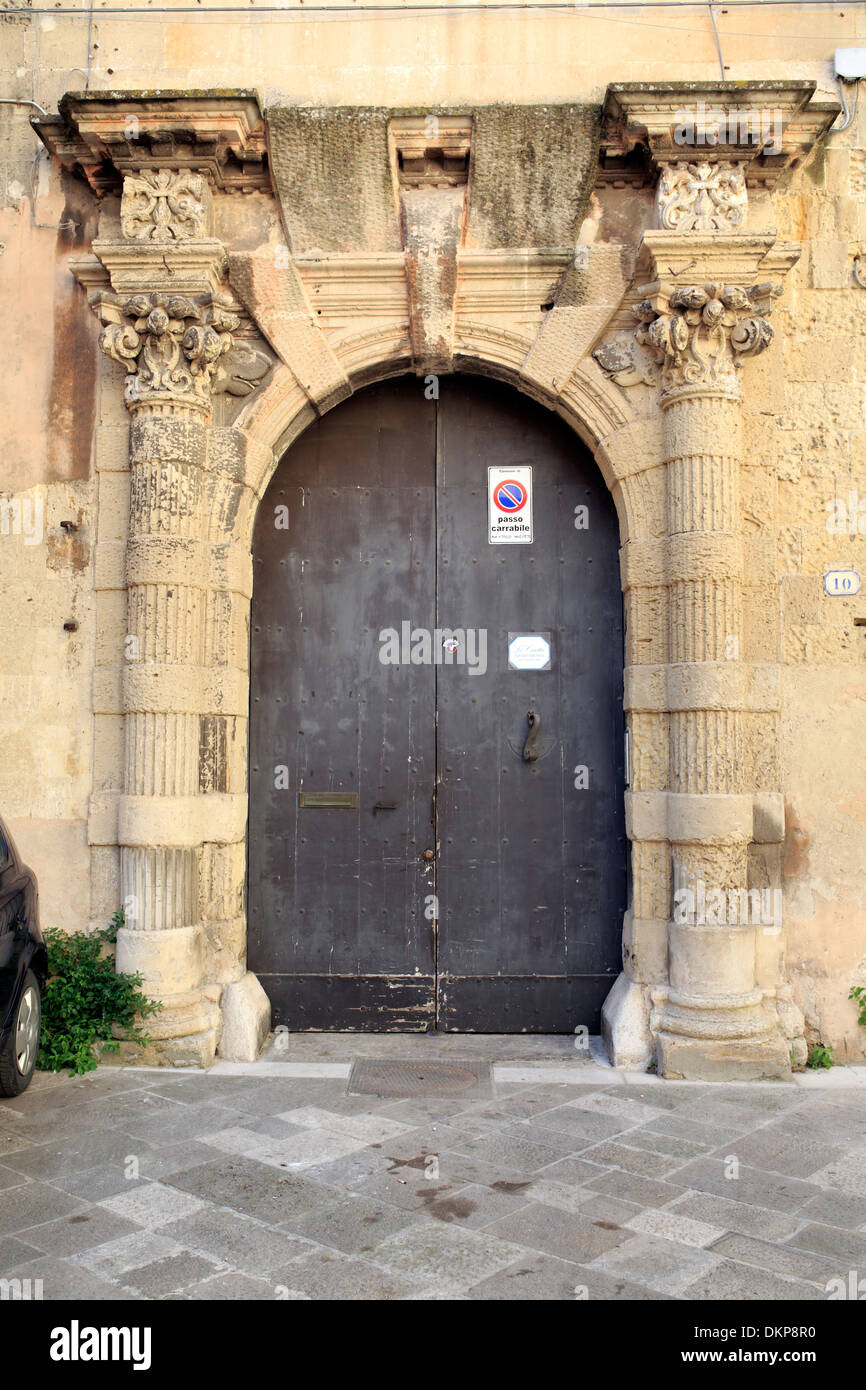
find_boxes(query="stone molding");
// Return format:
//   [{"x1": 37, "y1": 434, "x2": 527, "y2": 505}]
[
  {"x1": 33, "y1": 90, "x2": 269, "y2": 195},
  {"x1": 600, "y1": 80, "x2": 839, "y2": 190}
]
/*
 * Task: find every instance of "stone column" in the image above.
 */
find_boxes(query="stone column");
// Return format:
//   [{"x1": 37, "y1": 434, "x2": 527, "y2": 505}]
[
  {"x1": 92, "y1": 173, "x2": 240, "y2": 1065},
  {"x1": 635, "y1": 269, "x2": 792, "y2": 1079}
]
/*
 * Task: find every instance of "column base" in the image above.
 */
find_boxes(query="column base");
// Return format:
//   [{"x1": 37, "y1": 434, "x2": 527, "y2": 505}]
[
  {"x1": 100, "y1": 1028, "x2": 219, "y2": 1069},
  {"x1": 656, "y1": 1030, "x2": 792, "y2": 1081}
]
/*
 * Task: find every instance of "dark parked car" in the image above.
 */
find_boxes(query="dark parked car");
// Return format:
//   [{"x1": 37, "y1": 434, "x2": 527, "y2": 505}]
[{"x1": 0, "y1": 818, "x2": 46, "y2": 1096}]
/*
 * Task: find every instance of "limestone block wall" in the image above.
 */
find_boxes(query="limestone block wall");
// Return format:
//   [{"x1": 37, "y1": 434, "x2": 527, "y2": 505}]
[
  {"x1": 0, "y1": 1, "x2": 864, "y2": 1064},
  {"x1": 774, "y1": 131, "x2": 866, "y2": 1059}
]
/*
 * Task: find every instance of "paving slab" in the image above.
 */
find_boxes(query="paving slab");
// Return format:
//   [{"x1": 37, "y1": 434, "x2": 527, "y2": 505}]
[
  {"x1": 160, "y1": 1207, "x2": 310, "y2": 1274},
  {"x1": 165, "y1": 1157, "x2": 341, "y2": 1226},
  {"x1": 368, "y1": 1219, "x2": 529, "y2": 1294},
  {"x1": 668, "y1": 1157, "x2": 825, "y2": 1212},
  {"x1": 787, "y1": 1222, "x2": 866, "y2": 1267},
  {"x1": 483, "y1": 1202, "x2": 635, "y2": 1264},
  {"x1": 586, "y1": 1232, "x2": 724, "y2": 1296},
  {"x1": 665, "y1": 1191, "x2": 802, "y2": 1242},
  {"x1": 286, "y1": 1194, "x2": 423, "y2": 1254},
  {"x1": 685, "y1": 1259, "x2": 826, "y2": 1301},
  {"x1": 0, "y1": 1181, "x2": 86, "y2": 1237},
  {"x1": 0, "y1": 1253, "x2": 138, "y2": 1300},
  {"x1": 708, "y1": 1232, "x2": 835, "y2": 1284},
  {"x1": 5, "y1": 1055, "x2": 866, "y2": 1300},
  {"x1": 272, "y1": 1246, "x2": 430, "y2": 1300}
]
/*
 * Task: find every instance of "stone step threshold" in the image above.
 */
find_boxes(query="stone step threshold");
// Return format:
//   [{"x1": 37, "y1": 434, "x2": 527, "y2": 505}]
[
  {"x1": 201, "y1": 1061, "x2": 866, "y2": 1087},
  {"x1": 121, "y1": 1032, "x2": 866, "y2": 1087}
]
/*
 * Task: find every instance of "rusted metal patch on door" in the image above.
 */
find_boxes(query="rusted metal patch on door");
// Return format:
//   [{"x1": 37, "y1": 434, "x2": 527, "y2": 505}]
[{"x1": 348, "y1": 1058, "x2": 492, "y2": 1098}]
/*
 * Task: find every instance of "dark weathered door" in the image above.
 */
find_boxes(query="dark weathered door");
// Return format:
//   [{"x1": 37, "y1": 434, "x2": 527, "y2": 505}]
[
  {"x1": 248, "y1": 376, "x2": 625, "y2": 1032},
  {"x1": 248, "y1": 384, "x2": 437, "y2": 1028}
]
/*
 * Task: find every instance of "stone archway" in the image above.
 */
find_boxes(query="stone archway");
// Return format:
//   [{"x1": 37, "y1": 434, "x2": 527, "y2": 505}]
[{"x1": 40, "y1": 83, "x2": 837, "y2": 1077}]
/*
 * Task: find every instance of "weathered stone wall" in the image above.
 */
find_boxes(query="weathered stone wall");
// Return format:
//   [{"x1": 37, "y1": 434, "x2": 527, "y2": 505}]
[{"x1": 1, "y1": 1, "x2": 864, "y2": 1065}]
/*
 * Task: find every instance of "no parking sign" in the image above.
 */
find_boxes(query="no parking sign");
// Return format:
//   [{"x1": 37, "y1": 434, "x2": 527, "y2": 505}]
[{"x1": 488, "y1": 466, "x2": 533, "y2": 544}]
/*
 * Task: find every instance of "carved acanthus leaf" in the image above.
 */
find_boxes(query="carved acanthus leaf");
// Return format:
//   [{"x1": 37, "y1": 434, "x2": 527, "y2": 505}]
[
  {"x1": 98, "y1": 291, "x2": 241, "y2": 411},
  {"x1": 655, "y1": 161, "x2": 748, "y2": 234},
  {"x1": 593, "y1": 281, "x2": 783, "y2": 400}
]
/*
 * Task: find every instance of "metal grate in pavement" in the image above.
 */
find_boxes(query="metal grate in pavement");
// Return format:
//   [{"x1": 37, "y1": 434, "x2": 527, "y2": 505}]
[{"x1": 347, "y1": 1058, "x2": 493, "y2": 1098}]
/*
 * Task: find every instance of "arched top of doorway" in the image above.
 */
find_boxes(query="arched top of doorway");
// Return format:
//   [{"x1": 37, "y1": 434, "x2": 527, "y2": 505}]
[{"x1": 232, "y1": 353, "x2": 664, "y2": 552}]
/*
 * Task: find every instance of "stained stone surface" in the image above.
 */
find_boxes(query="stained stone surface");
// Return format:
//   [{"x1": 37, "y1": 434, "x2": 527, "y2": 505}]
[{"x1": 0, "y1": 1064, "x2": 864, "y2": 1300}]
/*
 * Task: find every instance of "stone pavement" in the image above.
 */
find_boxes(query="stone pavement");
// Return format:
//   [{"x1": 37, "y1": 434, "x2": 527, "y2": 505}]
[{"x1": 0, "y1": 1040, "x2": 865, "y2": 1301}]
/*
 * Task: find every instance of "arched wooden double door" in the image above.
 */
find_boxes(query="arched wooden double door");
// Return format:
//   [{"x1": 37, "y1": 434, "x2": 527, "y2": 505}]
[{"x1": 248, "y1": 376, "x2": 626, "y2": 1032}]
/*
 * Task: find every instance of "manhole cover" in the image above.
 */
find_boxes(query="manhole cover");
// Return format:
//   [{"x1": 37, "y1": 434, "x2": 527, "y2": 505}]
[{"x1": 348, "y1": 1059, "x2": 492, "y2": 1098}]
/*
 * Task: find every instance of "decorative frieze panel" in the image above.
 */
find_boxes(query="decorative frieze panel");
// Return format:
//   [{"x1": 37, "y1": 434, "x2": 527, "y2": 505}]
[
  {"x1": 121, "y1": 169, "x2": 211, "y2": 243},
  {"x1": 655, "y1": 161, "x2": 747, "y2": 233}
]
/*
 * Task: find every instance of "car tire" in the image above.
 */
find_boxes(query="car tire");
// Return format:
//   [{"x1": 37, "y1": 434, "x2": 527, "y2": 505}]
[{"x1": 0, "y1": 970, "x2": 41, "y2": 1097}]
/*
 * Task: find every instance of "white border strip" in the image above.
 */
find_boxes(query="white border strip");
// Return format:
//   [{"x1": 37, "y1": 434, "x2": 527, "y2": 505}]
[{"x1": 209, "y1": 1060, "x2": 352, "y2": 1078}]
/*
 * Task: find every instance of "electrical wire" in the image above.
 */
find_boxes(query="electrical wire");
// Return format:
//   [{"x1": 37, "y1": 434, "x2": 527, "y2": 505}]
[
  {"x1": 832, "y1": 75, "x2": 860, "y2": 130},
  {"x1": 0, "y1": 99, "x2": 48, "y2": 115},
  {"x1": 707, "y1": 3, "x2": 726, "y2": 79},
  {"x1": 3, "y1": 1, "x2": 864, "y2": 13}
]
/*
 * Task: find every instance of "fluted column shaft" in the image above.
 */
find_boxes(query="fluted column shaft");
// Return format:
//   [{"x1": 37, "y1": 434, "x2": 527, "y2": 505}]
[{"x1": 656, "y1": 387, "x2": 788, "y2": 1077}]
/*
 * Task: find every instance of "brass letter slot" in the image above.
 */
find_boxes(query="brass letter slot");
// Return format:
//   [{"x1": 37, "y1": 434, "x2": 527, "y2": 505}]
[{"x1": 298, "y1": 792, "x2": 358, "y2": 809}]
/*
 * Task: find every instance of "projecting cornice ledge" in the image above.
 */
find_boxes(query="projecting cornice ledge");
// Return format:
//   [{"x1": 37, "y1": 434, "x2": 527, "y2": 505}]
[
  {"x1": 32, "y1": 90, "x2": 270, "y2": 195},
  {"x1": 598, "y1": 80, "x2": 841, "y2": 190}
]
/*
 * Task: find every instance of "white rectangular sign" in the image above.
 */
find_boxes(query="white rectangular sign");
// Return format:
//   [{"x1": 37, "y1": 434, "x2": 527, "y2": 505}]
[{"x1": 488, "y1": 466, "x2": 533, "y2": 545}]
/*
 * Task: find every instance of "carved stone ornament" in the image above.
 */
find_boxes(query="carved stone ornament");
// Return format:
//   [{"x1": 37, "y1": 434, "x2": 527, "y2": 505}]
[
  {"x1": 121, "y1": 169, "x2": 209, "y2": 242},
  {"x1": 594, "y1": 281, "x2": 782, "y2": 401},
  {"x1": 655, "y1": 162, "x2": 748, "y2": 234},
  {"x1": 213, "y1": 343, "x2": 274, "y2": 398},
  {"x1": 98, "y1": 291, "x2": 240, "y2": 411}
]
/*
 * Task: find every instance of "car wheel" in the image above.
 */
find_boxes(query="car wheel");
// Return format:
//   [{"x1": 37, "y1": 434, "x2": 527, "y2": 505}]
[{"x1": 0, "y1": 970, "x2": 41, "y2": 1097}]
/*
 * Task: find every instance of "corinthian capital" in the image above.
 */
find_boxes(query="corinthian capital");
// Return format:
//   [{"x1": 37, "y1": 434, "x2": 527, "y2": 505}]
[
  {"x1": 97, "y1": 291, "x2": 240, "y2": 413},
  {"x1": 594, "y1": 280, "x2": 782, "y2": 402}
]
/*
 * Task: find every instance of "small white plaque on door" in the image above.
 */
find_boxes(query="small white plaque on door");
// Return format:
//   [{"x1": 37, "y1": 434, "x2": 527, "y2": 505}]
[{"x1": 508, "y1": 632, "x2": 551, "y2": 670}]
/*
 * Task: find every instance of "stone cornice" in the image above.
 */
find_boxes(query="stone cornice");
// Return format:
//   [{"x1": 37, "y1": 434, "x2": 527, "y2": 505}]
[
  {"x1": 33, "y1": 90, "x2": 269, "y2": 196},
  {"x1": 599, "y1": 81, "x2": 840, "y2": 190},
  {"x1": 91, "y1": 238, "x2": 229, "y2": 297}
]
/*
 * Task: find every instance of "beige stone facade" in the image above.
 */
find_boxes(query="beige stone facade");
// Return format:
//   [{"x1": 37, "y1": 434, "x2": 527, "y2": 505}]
[{"x1": 1, "y1": 2, "x2": 865, "y2": 1077}]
